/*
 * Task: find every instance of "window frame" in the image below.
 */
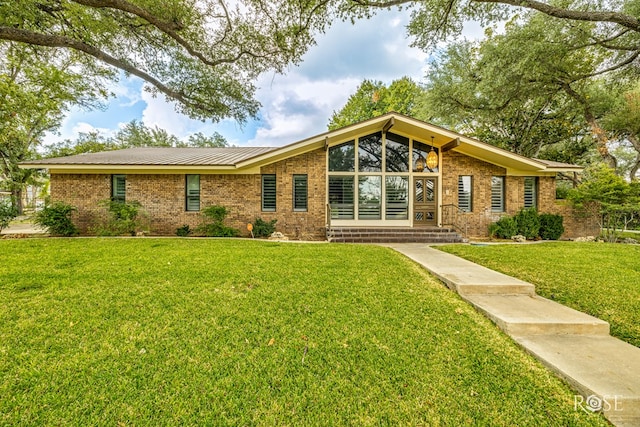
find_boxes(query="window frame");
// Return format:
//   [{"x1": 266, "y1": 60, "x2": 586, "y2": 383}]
[
  {"x1": 458, "y1": 175, "x2": 472, "y2": 212},
  {"x1": 111, "y1": 174, "x2": 126, "y2": 203},
  {"x1": 491, "y1": 176, "x2": 506, "y2": 212},
  {"x1": 185, "y1": 174, "x2": 200, "y2": 212},
  {"x1": 261, "y1": 174, "x2": 276, "y2": 212},
  {"x1": 293, "y1": 174, "x2": 308, "y2": 212},
  {"x1": 524, "y1": 177, "x2": 538, "y2": 209}
]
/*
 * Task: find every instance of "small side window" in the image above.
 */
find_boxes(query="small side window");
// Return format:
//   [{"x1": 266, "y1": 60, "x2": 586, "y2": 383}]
[
  {"x1": 262, "y1": 175, "x2": 276, "y2": 212},
  {"x1": 458, "y1": 176, "x2": 472, "y2": 212},
  {"x1": 491, "y1": 176, "x2": 505, "y2": 212},
  {"x1": 293, "y1": 175, "x2": 308, "y2": 212},
  {"x1": 186, "y1": 175, "x2": 200, "y2": 211},
  {"x1": 112, "y1": 174, "x2": 126, "y2": 202}
]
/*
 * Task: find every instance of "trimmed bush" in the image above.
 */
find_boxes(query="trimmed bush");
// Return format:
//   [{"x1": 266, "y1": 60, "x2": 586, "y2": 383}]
[
  {"x1": 94, "y1": 200, "x2": 146, "y2": 236},
  {"x1": 252, "y1": 218, "x2": 277, "y2": 238},
  {"x1": 514, "y1": 207, "x2": 540, "y2": 240},
  {"x1": 0, "y1": 198, "x2": 17, "y2": 232},
  {"x1": 539, "y1": 214, "x2": 565, "y2": 240},
  {"x1": 196, "y1": 205, "x2": 239, "y2": 237},
  {"x1": 176, "y1": 224, "x2": 192, "y2": 237},
  {"x1": 34, "y1": 202, "x2": 78, "y2": 236},
  {"x1": 489, "y1": 216, "x2": 517, "y2": 239}
]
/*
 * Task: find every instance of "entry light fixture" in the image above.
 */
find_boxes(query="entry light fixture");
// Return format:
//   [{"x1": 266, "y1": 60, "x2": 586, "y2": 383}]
[
  {"x1": 415, "y1": 155, "x2": 426, "y2": 172},
  {"x1": 427, "y1": 136, "x2": 438, "y2": 170}
]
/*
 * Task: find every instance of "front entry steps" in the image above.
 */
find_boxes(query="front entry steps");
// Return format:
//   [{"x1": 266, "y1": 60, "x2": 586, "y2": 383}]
[
  {"x1": 327, "y1": 227, "x2": 466, "y2": 243},
  {"x1": 386, "y1": 244, "x2": 640, "y2": 427}
]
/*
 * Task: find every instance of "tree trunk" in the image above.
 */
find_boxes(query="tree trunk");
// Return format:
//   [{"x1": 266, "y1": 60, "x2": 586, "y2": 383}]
[
  {"x1": 628, "y1": 135, "x2": 640, "y2": 180},
  {"x1": 12, "y1": 188, "x2": 23, "y2": 215},
  {"x1": 560, "y1": 82, "x2": 618, "y2": 169}
]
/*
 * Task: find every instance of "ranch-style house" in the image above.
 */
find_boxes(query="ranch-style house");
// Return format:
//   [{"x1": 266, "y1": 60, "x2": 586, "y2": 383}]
[{"x1": 21, "y1": 113, "x2": 598, "y2": 241}]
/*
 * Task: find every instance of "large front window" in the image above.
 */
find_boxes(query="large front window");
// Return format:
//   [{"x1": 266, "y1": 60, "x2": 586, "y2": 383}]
[
  {"x1": 329, "y1": 176, "x2": 354, "y2": 219},
  {"x1": 328, "y1": 132, "x2": 427, "y2": 221}
]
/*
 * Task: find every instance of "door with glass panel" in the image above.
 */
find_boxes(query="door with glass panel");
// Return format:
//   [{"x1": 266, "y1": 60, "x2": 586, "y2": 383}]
[{"x1": 413, "y1": 177, "x2": 437, "y2": 226}]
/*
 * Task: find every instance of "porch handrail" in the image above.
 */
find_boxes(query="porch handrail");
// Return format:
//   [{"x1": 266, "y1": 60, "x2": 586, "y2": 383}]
[{"x1": 441, "y1": 204, "x2": 468, "y2": 238}]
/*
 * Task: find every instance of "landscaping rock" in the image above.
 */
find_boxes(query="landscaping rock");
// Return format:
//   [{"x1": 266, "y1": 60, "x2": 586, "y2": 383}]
[
  {"x1": 268, "y1": 231, "x2": 288, "y2": 241},
  {"x1": 511, "y1": 234, "x2": 526, "y2": 243},
  {"x1": 621, "y1": 237, "x2": 639, "y2": 245},
  {"x1": 574, "y1": 236, "x2": 596, "y2": 242}
]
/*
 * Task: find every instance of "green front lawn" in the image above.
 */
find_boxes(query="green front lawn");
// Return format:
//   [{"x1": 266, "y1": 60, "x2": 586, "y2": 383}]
[
  {"x1": 439, "y1": 242, "x2": 640, "y2": 348},
  {"x1": 0, "y1": 239, "x2": 607, "y2": 426}
]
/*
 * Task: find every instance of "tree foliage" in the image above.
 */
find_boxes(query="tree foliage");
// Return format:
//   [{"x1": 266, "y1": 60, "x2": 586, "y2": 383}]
[
  {"x1": 568, "y1": 164, "x2": 640, "y2": 240},
  {"x1": 44, "y1": 120, "x2": 229, "y2": 158},
  {"x1": 0, "y1": 0, "x2": 329, "y2": 122},
  {"x1": 415, "y1": 8, "x2": 640, "y2": 177},
  {"x1": 342, "y1": 0, "x2": 640, "y2": 63},
  {"x1": 0, "y1": 42, "x2": 105, "y2": 212},
  {"x1": 328, "y1": 77, "x2": 426, "y2": 130}
]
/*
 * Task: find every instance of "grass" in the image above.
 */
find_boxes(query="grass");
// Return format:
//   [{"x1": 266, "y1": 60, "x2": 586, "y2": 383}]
[
  {"x1": 0, "y1": 238, "x2": 608, "y2": 426},
  {"x1": 439, "y1": 242, "x2": 640, "y2": 348}
]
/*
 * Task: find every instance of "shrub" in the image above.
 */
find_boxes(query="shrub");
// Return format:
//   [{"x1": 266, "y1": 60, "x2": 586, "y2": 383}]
[
  {"x1": 252, "y1": 218, "x2": 277, "y2": 238},
  {"x1": 34, "y1": 202, "x2": 78, "y2": 236},
  {"x1": 539, "y1": 214, "x2": 564, "y2": 240},
  {"x1": 196, "y1": 205, "x2": 240, "y2": 237},
  {"x1": 176, "y1": 224, "x2": 192, "y2": 237},
  {"x1": 489, "y1": 216, "x2": 517, "y2": 239},
  {"x1": 514, "y1": 207, "x2": 540, "y2": 240},
  {"x1": 0, "y1": 198, "x2": 18, "y2": 232},
  {"x1": 94, "y1": 200, "x2": 146, "y2": 236}
]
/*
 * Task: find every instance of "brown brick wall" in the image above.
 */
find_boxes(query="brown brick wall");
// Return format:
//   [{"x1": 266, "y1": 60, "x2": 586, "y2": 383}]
[
  {"x1": 49, "y1": 148, "x2": 327, "y2": 239},
  {"x1": 259, "y1": 148, "x2": 327, "y2": 239},
  {"x1": 441, "y1": 151, "x2": 598, "y2": 238},
  {"x1": 49, "y1": 147, "x2": 596, "y2": 240}
]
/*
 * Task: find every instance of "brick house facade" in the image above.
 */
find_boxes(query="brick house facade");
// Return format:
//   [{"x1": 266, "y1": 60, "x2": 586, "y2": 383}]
[{"x1": 27, "y1": 113, "x2": 598, "y2": 239}]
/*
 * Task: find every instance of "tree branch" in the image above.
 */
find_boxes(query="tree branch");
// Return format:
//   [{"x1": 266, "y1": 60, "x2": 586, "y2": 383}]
[
  {"x1": 473, "y1": 0, "x2": 640, "y2": 32},
  {"x1": 70, "y1": 0, "x2": 265, "y2": 67},
  {"x1": 0, "y1": 26, "x2": 226, "y2": 117},
  {"x1": 348, "y1": 0, "x2": 640, "y2": 32}
]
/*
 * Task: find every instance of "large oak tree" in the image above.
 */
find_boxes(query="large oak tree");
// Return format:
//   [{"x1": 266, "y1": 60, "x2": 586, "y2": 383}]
[{"x1": 0, "y1": 0, "x2": 331, "y2": 122}]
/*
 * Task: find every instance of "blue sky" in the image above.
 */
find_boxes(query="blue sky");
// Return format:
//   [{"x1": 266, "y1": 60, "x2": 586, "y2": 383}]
[{"x1": 45, "y1": 10, "x2": 484, "y2": 148}]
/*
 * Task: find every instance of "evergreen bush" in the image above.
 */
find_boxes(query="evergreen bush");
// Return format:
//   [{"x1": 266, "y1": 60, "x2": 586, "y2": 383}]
[
  {"x1": 0, "y1": 199, "x2": 17, "y2": 232},
  {"x1": 94, "y1": 200, "x2": 146, "y2": 236},
  {"x1": 539, "y1": 214, "x2": 565, "y2": 240},
  {"x1": 252, "y1": 218, "x2": 277, "y2": 238},
  {"x1": 489, "y1": 216, "x2": 517, "y2": 239},
  {"x1": 176, "y1": 224, "x2": 192, "y2": 237},
  {"x1": 34, "y1": 202, "x2": 79, "y2": 236},
  {"x1": 514, "y1": 207, "x2": 540, "y2": 240},
  {"x1": 196, "y1": 205, "x2": 240, "y2": 237}
]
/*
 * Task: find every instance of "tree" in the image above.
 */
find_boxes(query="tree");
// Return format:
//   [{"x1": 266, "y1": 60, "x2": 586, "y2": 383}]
[
  {"x1": 0, "y1": 43, "x2": 104, "y2": 213},
  {"x1": 601, "y1": 82, "x2": 640, "y2": 179},
  {"x1": 328, "y1": 77, "x2": 426, "y2": 130},
  {"x1": 568, "y1": 164, "x2": 640, "y2": 240},
  {"x1": 418, "y1": 12, "x2": 637, "y2": 169},
  {"x1": 43, "y1": 121, "x2": 229, "y2": 158},
  {"x1": 0, "y1": 1, "x2": 328, "y2": 122},
  {"x1": 182, "y1": 132, "x2": 228, "y2": 148},
  {"x1": 342, "y1": 0, "x2": 640, "y2": 64},
  {"x1": 44, "y1": 131, "x2": 115, "y2": 158}
]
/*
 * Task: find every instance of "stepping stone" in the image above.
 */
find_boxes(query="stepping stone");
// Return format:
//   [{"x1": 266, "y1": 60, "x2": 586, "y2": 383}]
[
  {"x1": 463, "y1": 294, "x2": 610, "y2": 336},
  {"x1": 515, "y1": 334, "x2": 640, "y2": 427}
]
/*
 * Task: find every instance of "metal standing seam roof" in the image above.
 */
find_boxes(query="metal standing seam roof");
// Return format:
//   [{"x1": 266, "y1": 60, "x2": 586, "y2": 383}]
[{"x1": 24, "y1": 147, "x2": 279, "y2": 166}]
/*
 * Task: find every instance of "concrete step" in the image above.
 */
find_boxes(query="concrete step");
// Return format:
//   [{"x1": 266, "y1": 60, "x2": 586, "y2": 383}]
[
  {"x1": 328, "y1": 227, "x2": 465, "y2": 243},
  {"x1": 383, "y1": 243, "x2": 535, "y2": 295},
  {"x1": 463, "y1": 294, "x2": 610, "y2": 336},
  {"x1": 514, "y1": 334, "x2": 640, "y2": 426}
]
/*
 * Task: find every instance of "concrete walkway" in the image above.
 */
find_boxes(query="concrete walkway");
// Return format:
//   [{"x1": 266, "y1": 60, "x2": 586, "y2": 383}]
[{"x1": 384, "y1": 243, "x2": 640, "y2": 427}]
